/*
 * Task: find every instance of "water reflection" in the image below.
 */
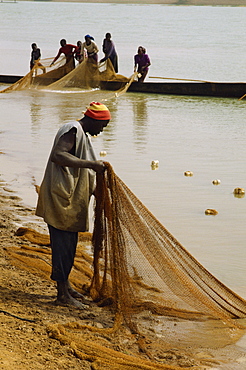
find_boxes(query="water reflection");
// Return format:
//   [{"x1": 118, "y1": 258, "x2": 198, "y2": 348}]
[
  {"x1": 98, "y1": 98, "x2": 118, "y2": 154},
  {"x1": 28, "y1": 88, "x2": 120, "y2": 164},
  {"x1": 131, "y1": 94, "x2": 149, "y2": 154},
  {"x1": 30, "y1": 95, "x2": 43, "y2": 133}
]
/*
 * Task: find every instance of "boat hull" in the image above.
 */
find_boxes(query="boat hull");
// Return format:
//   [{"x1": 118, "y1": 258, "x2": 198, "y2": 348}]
[
  {"x1": 1, "y1": 75, "x2": 246, "y2": 98},
  {"x1": 0, "y1": 75, "x2": 23, "y2": 84},
  {"x1": 100, "y1": 81, "x2": 246, "y2": 98}
]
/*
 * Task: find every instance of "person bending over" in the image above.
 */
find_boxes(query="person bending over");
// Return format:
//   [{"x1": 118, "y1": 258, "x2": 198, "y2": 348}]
[
  {"x1": 134, "y1": 46, "x2": 151, "y2": 83},
  {"x1": 50, "y1": 39, "x2": 78, "y2": 67},
  {"x1": 36, "y1": 102, "x2": 111, "y2": 308},
  {"x1": 81, "y1": 35, "x2": 99, "y2": 64}
]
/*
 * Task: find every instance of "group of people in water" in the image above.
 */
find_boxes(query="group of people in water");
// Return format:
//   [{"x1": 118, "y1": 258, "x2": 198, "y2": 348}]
[{"x1": 30, "y1": 34, "x2": 151, "y2": 82}]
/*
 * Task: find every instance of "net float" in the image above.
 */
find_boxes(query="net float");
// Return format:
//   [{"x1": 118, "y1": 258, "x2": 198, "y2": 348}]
[
  {"x1": 212, "y1": 179, "x2": 221, "y2": 185},
  {"x1": 151, "y1": 160, "x2": 159, "y2": 166},
  {"x1": 205, "y1": 209, "x2": 218, "y2": 215},
  {"x1": 233, "y1": 187, "x2": 245, "y2": 198},
  {"x1": 233, "y1": 187, "x2": 245, "y2": 195},
  {"x1": 151, "y1": 160, "x2": 159, "y2": 170}
]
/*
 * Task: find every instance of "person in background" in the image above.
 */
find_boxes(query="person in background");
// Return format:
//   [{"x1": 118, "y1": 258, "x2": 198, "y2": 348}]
[
  {"x1": 30, "y1": 43, "x2": 41, "y2": 70},
  {"x1": 30, "y1": 43, "x2": 46, "y2": 74},
  {"x1": 81, "y1": 35, "x2": 99, "y2": 64},
  {"x1": 50, "y1": 39, "x2": 78, "y2": 67},
  {"x1": 134, "y1": 46, "x2": 151, "y2": 83},
  {"x1": 100, "y1": 32, "x2": 118, "y2": 73},
  {"x1": 36, "y1": 102, "x2": 111, "y2": 308},
  {"x1": 75, "y1": 40, "x2": 83, "y2": 63}
]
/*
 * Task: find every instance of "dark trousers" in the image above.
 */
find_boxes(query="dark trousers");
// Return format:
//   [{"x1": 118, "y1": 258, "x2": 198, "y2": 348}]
[{"x1": 48, "y1": 225, "x2": 78, "y2": 282}]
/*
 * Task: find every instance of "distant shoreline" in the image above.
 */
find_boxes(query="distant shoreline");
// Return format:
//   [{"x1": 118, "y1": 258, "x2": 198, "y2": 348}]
[{"x1": 15, "y1": 0, "x2": 246, "y2": 6}]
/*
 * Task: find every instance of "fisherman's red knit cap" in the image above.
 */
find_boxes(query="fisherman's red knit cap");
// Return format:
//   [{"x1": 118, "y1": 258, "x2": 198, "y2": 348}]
[{"x1": 84, "y1": 102, "x2": 111, "y2": 121}]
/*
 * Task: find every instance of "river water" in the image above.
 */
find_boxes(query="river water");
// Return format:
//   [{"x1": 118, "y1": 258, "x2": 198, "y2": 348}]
[{"x1": 0, "y1": 2, "x2": 246, "y2": 300}]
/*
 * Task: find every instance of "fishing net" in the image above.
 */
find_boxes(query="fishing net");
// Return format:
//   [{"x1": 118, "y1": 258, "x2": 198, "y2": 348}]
[
  {"x1": 6, "y1": 163, "x2": 246, "y2": 331},
  {"x1": 7, "y1": 228, "x2": 94, "y2": 289},
  {"x1": 5, "y1": 163, "x2": 246, "y2": 369},
  {"x1": 0, "y1": 57, "x2": 130, "y2": 93},
  {"x1": 91, "y1": 162, "x2": 246, "y2": 331},
  {"x1": 44, "y1": 58, "x2": 129, "y2": 91},
  {"x1": 0, "y1": 56, "x2": 71, "y2": 93}
]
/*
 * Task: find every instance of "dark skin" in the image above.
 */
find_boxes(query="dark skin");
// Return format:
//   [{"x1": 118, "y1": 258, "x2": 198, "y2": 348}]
[
  {"x1": 50, "y1": 115, "x2": 109, "y2": 308},
  {"x1": 134, "y1": 47, "x2": 151, "y2": 83},
  {"x1": 85, "y1": 37, "x2": 92, "y2": 46},
  {"x1": 51, "y1": 116, "x2": 108, "y2": 172}
]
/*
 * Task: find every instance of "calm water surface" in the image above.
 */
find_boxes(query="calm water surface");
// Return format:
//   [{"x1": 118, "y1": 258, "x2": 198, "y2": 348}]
[{"x1": 0, "y1": 2, "x2": 246, "y2": 298}]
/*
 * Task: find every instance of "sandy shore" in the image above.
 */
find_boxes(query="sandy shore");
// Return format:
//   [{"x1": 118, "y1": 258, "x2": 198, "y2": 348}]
[
  {"x1": 17, "y1": 0, "x2": 246, "y2": 6},
  {"x1": 50, "y1": 0, "x2": 246, "y2": 6}
]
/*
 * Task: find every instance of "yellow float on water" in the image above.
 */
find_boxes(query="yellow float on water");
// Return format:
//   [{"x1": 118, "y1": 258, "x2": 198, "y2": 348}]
[
  {"x1": 184, "y1": 171, "x2": 193, "y2": 177},
  {"x1": 212, "y1": 179, "x2": 221, "y2": 185},
  {"x1": 100, "y1": 151, "x2": 107, "y2": 157},
  {"x1": 233, "y1": 187, "x2": 245, "y2": 198},
  {"x1": 205, "y1": 209, "x2": 218, "y2": 216},
  {"x1": 151, "y1": 160, "x2": 159, "y2": 170},
  {"x1": 233, "y1": 187, "x2": 245, "y2": 195}
]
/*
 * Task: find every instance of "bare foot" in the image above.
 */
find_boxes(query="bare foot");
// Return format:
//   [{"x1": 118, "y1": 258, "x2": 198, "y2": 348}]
[
  {"x1": 68, "y1": 288, "x2": 91, "y2": 305},
  {"x1": 68, "y1": 287, "x2": 85, "y2": 299},
  {"x1": 55, "y1": 295, "x2": 88, "y2": 309}
]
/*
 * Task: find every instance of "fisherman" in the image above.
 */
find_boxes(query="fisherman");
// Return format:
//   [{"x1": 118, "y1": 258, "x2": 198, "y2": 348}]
[
  {"x1": 134, "y1": 46, "x2": 151, "y2": 82},
  {"x1": 35, "y1": 102, "x2": 111, "y2": 308},
  {"x1": 100, "y1": 33, "x2": 118, "y2": 73},
  {"x1": 30, "y1": 43, "x2": 46, "y2": 74},
  {"x1": 30, "y1": 43, "x2": 41, "y2": 70},
  {"x1": 50, "y1": 39, "x2": 78, "y2": 67},
  {"x1": 81, "y1": 35, "x2": 99, "y2": 64},
  {"x1": 75, "y1": 40, "x2": 83, "y2": 63}
]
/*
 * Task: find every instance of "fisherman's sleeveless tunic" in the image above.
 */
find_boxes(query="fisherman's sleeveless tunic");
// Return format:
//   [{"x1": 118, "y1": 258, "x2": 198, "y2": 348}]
[{"x1": 36, "y1": 121, "x2": 96, "y2": 232}]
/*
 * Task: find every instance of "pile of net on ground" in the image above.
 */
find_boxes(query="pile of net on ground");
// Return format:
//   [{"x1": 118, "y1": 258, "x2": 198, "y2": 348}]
[{"x1": 0, "y1": 57, "x2": 129, "y2": 93}]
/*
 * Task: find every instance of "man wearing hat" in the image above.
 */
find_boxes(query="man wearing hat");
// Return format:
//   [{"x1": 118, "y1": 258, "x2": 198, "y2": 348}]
[{"x1": 36, "y1": 102, "x2": 111, "y2": 308}]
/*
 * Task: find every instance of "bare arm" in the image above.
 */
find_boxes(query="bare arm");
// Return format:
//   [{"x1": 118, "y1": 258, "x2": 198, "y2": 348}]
[
  {"x1": 134, "y1": 55, "x2": 138, "y2": 72},
  {"x1": 50, "y1": 49, "x2": 62, "y2": 66},
  {"x1": 100, "y1": 42, "x2": 114, "y2": 63},
  {"x1": 80, "y1": 44, "x2": 85, "y2": 60},
  {"x1": 50, "y1": 128, "x2": 105, "y2": 173},
  {"x1": 93, "y1": 41, "x2": 99, "y2": 54}
]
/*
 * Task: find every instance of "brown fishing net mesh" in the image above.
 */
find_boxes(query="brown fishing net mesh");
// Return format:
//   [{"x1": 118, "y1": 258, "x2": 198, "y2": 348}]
[
  {"x1": 0, "y1": 57, "x2": 129, "y2": 93},
  {"x1": 0, "y1": 56, "x2": 70, "y2": 93},
  {"x1": 91, "y1": 162, "x2": 246, "y2": 331},
  {"x1": 8, "y1": 228, "x2": 93, "y2": 290},
  {"x1": 6, "y1": 163, "x2": 246, "y2": 331},
  {"x1": 46, "y1": 322, "x2": 197, "y2": 370},
  {"x1": 45, "y1": 58, "x2": 129, "y2": 91},
  {"x1": 5, "y1": 163, "x2": 246, "y2": 369}
]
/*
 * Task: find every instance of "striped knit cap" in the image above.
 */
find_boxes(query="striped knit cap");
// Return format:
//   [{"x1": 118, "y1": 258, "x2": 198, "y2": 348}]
[{"x1": 84, "y1": 102, "x2": 111, "y2": 120}]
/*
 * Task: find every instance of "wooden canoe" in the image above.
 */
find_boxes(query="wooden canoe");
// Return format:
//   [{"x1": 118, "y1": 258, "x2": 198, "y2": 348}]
[
  {"x1": 100, "y1": 80, "x2": 246, "y2": 98},
  {"x1": 1, "y1": 74, "x2": 246, "y2": 98}
]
